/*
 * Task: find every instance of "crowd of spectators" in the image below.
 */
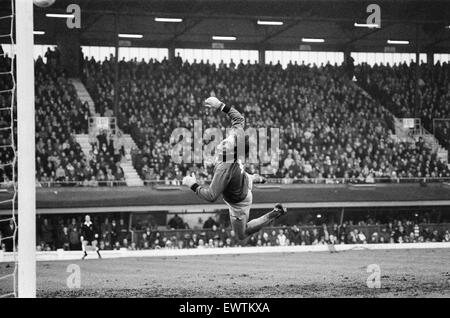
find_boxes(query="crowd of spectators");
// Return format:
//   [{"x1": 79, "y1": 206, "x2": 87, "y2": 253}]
[
  {"x1": 85, "y1": 130, "x2": 126, "y2": 186},
  {"x1": 32, "y1": 215, "x2": 131, "y2": 252},
  {"x1": 356, "y1": 61, "x2": 450, "y2": 149},
  {"x1": 3, "y1": 212, "x2": 449, "y2": 252},
  {"x1": 0, "y1": 52, "x2": 127, "y2": 187},
  {"x1": 83, "y1": 56, "x2": 450, "y2": 185},
  {"x1": 34, "y1": 56, "x2": 90, "y2": 186},
  {"x1": 2, "y1": 52, "x2": 450, "y2": 187},
  {"x1": 133, "y1": 213, "x2": 450, "y2": 249},
  {"x1": 133, "y1": 222, "x2": 450, "y2": 250},
  {"x1": 0, "y1": 52, "x2": 92, "y2": 186}
]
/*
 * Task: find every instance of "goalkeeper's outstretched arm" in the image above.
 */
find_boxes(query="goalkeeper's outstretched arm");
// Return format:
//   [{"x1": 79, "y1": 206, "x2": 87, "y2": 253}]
[
  {"x1": 206, "y1": 96, "x2": 245, "y2": 151},
  {"x1": 221, "y1": 103, "x2": 244, "y2": 132},
  {"x1": 205, "y1": 96, "x2": 244, "y2": 133},
  {"x1": 182, "y1": 96, "x2": 244, "y2": 202},
  {"x1": 187, "y1": 166, "x2": 228, "y2": 202}
]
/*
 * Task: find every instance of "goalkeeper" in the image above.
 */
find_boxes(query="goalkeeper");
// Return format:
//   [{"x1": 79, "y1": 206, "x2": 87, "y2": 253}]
[{"x1": 182, "y1": 96, "x2": 286, "y2": 242}]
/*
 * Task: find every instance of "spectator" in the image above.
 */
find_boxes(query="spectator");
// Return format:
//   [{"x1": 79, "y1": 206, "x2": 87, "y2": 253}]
[
  {"x1": 68, "y1": 219, "x2": 81, "y2": 250},
  {"x1": 168, "y1": 214, "x2": 185, "y2": 229},
  {"x1": 40, "y1": 218, "x2": 54, "y2": 250},
  {"x1": 203, "y1": 216, "x2": 219, "y2": 229},
  {"x1": 117, "y1": 218, "x2": 129, "y2": 243}
]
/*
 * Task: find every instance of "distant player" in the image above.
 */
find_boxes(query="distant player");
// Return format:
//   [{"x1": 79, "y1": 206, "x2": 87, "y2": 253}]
[
  {"x1": 182, "y1": 96, "x2": 286, "y2": 242},
  {"x1": 80, "y1": 214, "x2": 102, "y2": 260}
]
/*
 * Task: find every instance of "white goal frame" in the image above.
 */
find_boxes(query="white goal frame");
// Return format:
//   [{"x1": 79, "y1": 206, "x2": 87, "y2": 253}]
[{"x1": 16, "y1": 0, "x2": 36, "y2": 298}]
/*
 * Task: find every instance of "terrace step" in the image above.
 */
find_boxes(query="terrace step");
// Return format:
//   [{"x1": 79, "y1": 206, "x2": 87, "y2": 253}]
[
  {"x1": 69, "y1": 78, "x2": 98, "y2": 116},
  {"x1": 72, "y1": 77, "x2": 144, "y2": 186},
  {"x1": 75, "y1": 133, "x2": 144, "y2": 186},
  {"x1": 115, "y1": 134, "x2": 143, "y2": 186},
  {"x1": 120, "y1": 160, "x2": 144, "y2": 186}
]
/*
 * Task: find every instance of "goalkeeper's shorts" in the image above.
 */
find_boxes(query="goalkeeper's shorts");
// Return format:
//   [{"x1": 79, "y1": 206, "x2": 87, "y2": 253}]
[
  {"x1": 224, "y1": 172, "x2": 254, "y2": 221},
  {"x1": 224, "y1": 190, "x2": 253, "y2": 221}
]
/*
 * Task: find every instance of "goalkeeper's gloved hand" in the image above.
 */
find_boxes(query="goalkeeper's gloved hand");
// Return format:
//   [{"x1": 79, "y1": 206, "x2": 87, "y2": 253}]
[
  {"x1": 182, "y1": 173, "x2": 197, "y2": 188},
  {"x1": 204, "y1": 96, "x2": 225, "y2": 111}
]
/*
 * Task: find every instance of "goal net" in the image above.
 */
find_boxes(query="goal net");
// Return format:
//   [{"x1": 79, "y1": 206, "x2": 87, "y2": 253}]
[
  {"x1": 0, "y1": 0, "x2": 17, "y2": 298},
  {"x1": 0, "y1": 0, "x2": 36, "y2": 298}
]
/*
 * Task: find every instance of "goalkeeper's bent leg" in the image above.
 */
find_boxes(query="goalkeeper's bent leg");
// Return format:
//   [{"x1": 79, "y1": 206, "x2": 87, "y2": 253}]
[
  {"x1": 230, "y1": 204, "x2": 286, "y2": 241},
  {"x1": 244, "y1": 204, "x2": 285, "y2": 237}
]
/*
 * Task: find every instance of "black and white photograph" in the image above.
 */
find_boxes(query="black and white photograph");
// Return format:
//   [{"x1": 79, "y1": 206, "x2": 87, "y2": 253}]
[{"x1": 0, "y1": 0, "x2": 450, "y2": 303}]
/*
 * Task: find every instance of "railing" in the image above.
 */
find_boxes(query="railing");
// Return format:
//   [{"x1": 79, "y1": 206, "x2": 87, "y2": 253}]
[
  {"x1": 35, "y1": 180, "x2": 127, "y2": 188},
  {"x1": 1, "y1": 177, "x2": 450, "y2": 189},
  {"x1": 143, "y1": 177, "x2": 450, "y2": 186}
]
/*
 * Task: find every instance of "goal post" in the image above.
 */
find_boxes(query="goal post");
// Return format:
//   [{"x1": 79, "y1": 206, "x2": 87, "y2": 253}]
[{"x1": 16, "y1": 0, "x2": 36, "y2": 298}]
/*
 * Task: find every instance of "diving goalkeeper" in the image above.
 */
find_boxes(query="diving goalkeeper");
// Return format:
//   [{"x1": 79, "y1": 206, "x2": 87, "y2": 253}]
[{"x1": 182, "y1": 96, "x2": 286, "y2": 242}]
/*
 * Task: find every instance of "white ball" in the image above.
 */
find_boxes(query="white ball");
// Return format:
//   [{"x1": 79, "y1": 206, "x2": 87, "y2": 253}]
[{"x1": 33, "y1": 0, "x2": 56, "y2": 8}]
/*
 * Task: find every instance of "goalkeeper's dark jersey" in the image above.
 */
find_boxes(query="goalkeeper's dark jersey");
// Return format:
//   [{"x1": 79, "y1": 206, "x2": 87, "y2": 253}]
[{"x1": 191, "y1": 106, "x2": 249, "y2": 204}]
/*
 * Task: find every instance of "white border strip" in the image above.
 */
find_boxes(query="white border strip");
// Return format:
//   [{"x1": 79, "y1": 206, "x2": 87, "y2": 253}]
[{"x1": 1, "y1": 242, "x2": 450, "y2": 263}]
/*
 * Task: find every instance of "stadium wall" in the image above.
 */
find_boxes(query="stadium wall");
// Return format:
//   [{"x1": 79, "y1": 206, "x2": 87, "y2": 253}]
[
  {"x1": 2, "y1": 242, "x2": 450, "y2": 263},
  {"x1": 1, "y1": 183, "x2": 450, "y2": 215}
]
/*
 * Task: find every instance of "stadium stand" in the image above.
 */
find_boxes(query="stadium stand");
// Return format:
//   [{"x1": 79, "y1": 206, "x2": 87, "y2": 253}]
[
  {"x1": 4, "y1": 53, "x2": 448, "y2": 188},
  {"x1": 0, "y1": 51, "x2": 128, "y2": 187},
  {"x1": 34, "y1": 54, "x2": 90, "y2": 186},
  {"x1": 82, "y1": 56, "x2": 450, "y2": 184},
  {"x1": 5, "y1": 212, "x2": 447, "y2": 252},
  {"x1": 2, "y1": 50, "x2": 450, "y2": 252},
  {"x1": 356, "y1": 61, "x2": 450, "y2": 150}
]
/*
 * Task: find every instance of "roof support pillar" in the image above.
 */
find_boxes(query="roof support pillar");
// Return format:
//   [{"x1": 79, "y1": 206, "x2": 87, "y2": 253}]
[{"x1": 258, "y1": 48, "x2": 265, "y2": 65}]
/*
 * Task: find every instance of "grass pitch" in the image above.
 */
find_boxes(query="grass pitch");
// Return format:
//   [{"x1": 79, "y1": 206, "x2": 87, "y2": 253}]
[{"x1": 1, "y1": 248, "x2": 450, "y2": 297}]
